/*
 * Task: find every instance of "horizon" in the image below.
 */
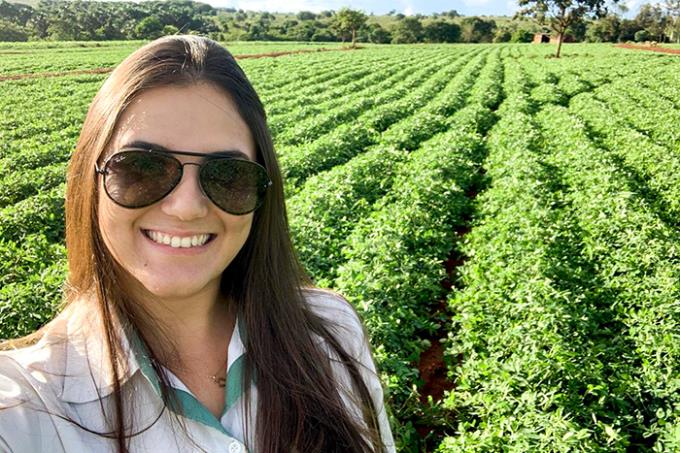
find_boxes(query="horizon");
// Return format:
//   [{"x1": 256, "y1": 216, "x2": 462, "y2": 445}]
[
  {"x1": 188, "y1": 0, "x2": 641, "y2": 19},
  {"x1": 6, "y1": 0, "x2": 644, "y2": 21}
]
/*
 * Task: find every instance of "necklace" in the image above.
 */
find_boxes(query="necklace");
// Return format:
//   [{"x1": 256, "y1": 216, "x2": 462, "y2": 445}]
[
  {"x1": 209, "y1": 302, "x2": 235, "y2": 388},
  {"x1": 210, "y1": 355, "x2": 228, "y2": 387}
]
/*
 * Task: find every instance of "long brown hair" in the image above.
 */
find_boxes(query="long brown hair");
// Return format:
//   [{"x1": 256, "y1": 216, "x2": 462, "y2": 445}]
[{"x1": 29, "y1": 35, "x2": 385, "y2": 452}]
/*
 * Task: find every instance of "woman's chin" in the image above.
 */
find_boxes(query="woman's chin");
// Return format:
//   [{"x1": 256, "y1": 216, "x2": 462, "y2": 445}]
[{"x1": 135, "y1": 274, "x2": 217, "y2": 302}]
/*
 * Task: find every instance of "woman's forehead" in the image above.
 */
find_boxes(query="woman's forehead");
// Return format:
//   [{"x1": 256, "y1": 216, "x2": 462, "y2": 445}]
[{"x1": 109, "y1": 83, "x2": 256, "y2": 161}]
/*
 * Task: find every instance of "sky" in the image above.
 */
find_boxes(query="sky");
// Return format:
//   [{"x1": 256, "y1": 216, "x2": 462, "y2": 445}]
[{"x1": 201, "y1": 0, "x2": 642, "y2": 18}]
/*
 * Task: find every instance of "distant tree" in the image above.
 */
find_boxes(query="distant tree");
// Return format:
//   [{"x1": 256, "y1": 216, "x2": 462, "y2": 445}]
[
  {"x1": 635, "y1": 3, "x2": 669, "y2": 41},
  {"x1": 26, "y1": 10, "x2": 50, "y2": 39},
  {"x1": 242, "y1": 21, "x2": 267, "y2": 40},
  {"x1": 289, "y1": 21, "x2": 317, "y2": 40},
  {"x1": 566, "y1": 18, "x2": 587, "y2": 40},
  {"x1": 511, "y1": 27, "x2": 535, "y2": 41},
  {"x1": 297, "y1": 11, "x2": 316, "y2": 21},
  {"x1": 391, "y1": 16, "x2": 423, "y2": 42},
  {"x1": 445, "y1": 9, "x2": 461, "y2": 17},
  {"x1": 586, "y1": 14, "x2": 621, "y2": 41},
  {"x1": 367, "y1": 23, "x2": 391, "y2": 43},
  {"x1": 424, "y1": 20, "x2": 461, "y2": 42},
  {"x1": 517, "y1": 0, "x2": 615, "y2": 56},
  {"x1": 395, "y1": 13, "x2": 405, "y2": 20},
  {"x1": 0, "y1": 1, "x2": 33, "y2": 26},
  {"x1": 618, "y1": 18, "x2": 642, "y2": 40},
  {"x1": 332, "y1": 7, "x2": 367, "y2": 47},
  {"x1": 310, "y1": 23, "x2": 336, "y2": 41},
  {"x1": 387, "y1": 9, "x2": 396, "y2": 15},
  {"x1": 0, "y1": 19, "x2": 29, "y2": 41},
  {"x1": 320, "y1": 10, "x2": 334, "y2": 18},
  {"x1": 163, "y1": 24, "x2": 179, "y2": 35},
  {"x1": 135, "y1": 15, "x2": 164, "y2": 39},
  {"x1": 665, "y1": 0, "x2": 680, "y2": 42},
  {"x1": 461, "y1": 17, "x2": 497, "y2": 42},
  {"x1": 494, "y1": 26, "x2": 513, "y2": 42},
  {"x1": 635, "y1": 29, "x2": 651, "y2": 40}
]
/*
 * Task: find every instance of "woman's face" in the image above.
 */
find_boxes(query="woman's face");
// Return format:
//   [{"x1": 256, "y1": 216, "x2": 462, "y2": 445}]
[{"x1": 98, "y1": 82, "x2": 257, "y2": 302}]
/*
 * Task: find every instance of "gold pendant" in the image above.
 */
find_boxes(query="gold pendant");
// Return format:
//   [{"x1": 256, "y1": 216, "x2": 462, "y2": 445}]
[{"x1": 211, "y1": 375, "x2": 226, "y2": 387}]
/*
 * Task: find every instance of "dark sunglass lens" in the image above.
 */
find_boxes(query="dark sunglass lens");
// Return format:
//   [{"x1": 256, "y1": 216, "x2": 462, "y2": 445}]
[
  {"x1": 201, "y1": 159, "x2": 268, "y2": 214},
  {"x1": 104, "y1": 151, "x2": 180, "y2": 208}
]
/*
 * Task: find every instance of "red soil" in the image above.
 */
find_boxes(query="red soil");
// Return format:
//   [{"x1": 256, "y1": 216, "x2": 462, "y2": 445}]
[
  {"x1": 615, "y1": 43, "x2": 680, "y2": 55},
  {"x1": 415, "y1": 180, "x2": 481, "y2": 439},
  {"x1": 418, "y1": 336, "x2": 454, "y2": 404}
]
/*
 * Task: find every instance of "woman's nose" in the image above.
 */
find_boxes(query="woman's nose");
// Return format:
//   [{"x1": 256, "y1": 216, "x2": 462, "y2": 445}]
[{"x1": 159, "y1": 163, "x2": 210, "y2": 220}]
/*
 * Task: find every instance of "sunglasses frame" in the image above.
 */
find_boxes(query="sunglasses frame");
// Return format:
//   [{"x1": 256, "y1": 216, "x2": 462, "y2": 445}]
[{"x1": 94, "y1": 147, "x2": 272, "y2": 215}]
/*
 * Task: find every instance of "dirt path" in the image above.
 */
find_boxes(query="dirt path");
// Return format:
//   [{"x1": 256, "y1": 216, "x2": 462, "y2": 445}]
[
  {"x1": 615, "y1": 43, "x2": 680, "y2": 55},
  {"x1": 0, "y1": 46, "x2": 359, "y2": 82}
]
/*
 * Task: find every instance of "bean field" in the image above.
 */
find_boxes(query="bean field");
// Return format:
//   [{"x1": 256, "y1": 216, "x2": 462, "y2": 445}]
[{"x1": 1, "y1": 42, "x2": 679, "y2": 452}]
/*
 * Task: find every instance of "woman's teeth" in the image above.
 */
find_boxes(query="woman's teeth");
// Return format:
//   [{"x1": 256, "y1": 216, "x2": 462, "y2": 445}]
[{"x1": 145, "y1": 230, "x2": 211, "y2": 248}]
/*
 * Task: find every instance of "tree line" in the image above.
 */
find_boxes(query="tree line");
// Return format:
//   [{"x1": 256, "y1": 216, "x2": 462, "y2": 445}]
[{"x1": 0, "y1": 0, "x2": 678, "y2": 44}]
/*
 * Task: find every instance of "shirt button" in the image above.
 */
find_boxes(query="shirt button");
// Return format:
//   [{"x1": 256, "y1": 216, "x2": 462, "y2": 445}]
[{"x1": 229, "y1": 441, "x2": 245, "y2": 453}]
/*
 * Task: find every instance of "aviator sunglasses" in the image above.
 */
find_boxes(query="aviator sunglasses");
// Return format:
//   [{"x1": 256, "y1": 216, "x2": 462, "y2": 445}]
[{"x1": 95, "y1": 147, "x2": 272, "y2": 215}]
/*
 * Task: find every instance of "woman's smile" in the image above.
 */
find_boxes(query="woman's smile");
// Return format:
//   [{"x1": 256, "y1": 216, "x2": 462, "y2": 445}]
[{"x1": 141, "y1": 228, "x2": 217, "y2": 254}]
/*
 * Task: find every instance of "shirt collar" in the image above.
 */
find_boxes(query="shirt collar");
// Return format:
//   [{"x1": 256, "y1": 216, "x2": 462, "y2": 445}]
[{"x1": 50, "y1": 301, "x2": 247, "y2": 406}]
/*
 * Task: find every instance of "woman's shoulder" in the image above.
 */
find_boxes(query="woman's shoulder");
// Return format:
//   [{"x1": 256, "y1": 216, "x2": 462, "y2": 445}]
[
  {"x1": 301, "y1": 288, "x2": 365, "y2": 334},
  {"x1": 0, "y1": 341, "x2": 67, "y2": 451},
  {"x1": 300, "y1": 287, "x2": 371, "y2": 358},
  {"x1": 0, "y1": 313, "x2": 72, "y2": 403}
]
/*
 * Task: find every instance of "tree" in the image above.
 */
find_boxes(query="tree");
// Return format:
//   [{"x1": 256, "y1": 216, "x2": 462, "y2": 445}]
[
  {"x1": 586, "y1": 14, "x2": 621, "y2": 41},
  {"x1": 460, "y1": 17, "x2": 497, "y2": 42},
  {"x1": 635, "y1": 29, "x2": 651, "y2": 41},
  {"x1": 331, "y1": 7, "x2": 367, "y2": 47},
  {"x1": 163, "y1": 24, "x2": 179, "y2": 35},
  {"x1": 366, "y1": 23, "x2": 391, "y2": 43},
  {"x1": 423, "y1": 21, "x2": 461, "y2": 42},
  {"x1": 391, "y1": 17, "x2": 423, "y2": 43},
  {"x1": 635, "y1": 3, "x2": 669, "y2": 41},
  {"x1": 618, "y1": 18, "x2": 642, "y2": 40},
  {"x1": 518, "y1": 0, "x2": 614, "y2": 57},
  {"x1": 135, "y1": 15, "x2": 164, "y2": 39},
  {"x1": 665, "y1": 0, "x2": 680, "y2": 42},
  {"x1": 512, "y1": 28, "x2": 535, "y2": 41},
  {"x1": 296, "y1": 11, "x2": 316, "y2": 21},
  {"x1": 0, "y1": 19, "x2": 29, "y2": 41}
]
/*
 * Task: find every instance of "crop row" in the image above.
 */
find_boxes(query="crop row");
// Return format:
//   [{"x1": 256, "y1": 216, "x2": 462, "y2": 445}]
[
  {"x1": 268, "y1": 51, "x2": 444, "y2": 140},
  {"x1": 537, "y1": 105, "x2": 680, "y2": 450},
  {"x1": 278, "y1": 49, "x2": 490, "y2": 191},
  {"x1": 335, "y1": 103, "x2": 492, "y2": 449},
  {"x1": 439, "y1": 90, "x2": 638, "y2": 452}
]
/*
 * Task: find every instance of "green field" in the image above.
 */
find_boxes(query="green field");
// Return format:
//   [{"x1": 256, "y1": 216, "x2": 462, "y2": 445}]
[{"x1": 1, "y1": 42, "x2": 679, "y2": 451}]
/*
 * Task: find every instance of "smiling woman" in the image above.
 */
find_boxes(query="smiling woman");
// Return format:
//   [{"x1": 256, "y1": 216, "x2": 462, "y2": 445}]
[{"x1": 0, "y1": 36, "x2": 395, "y2": 453}]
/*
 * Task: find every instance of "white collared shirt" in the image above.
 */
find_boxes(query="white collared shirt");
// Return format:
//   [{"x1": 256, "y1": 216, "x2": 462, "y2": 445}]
[{"x1": 0, "y1": 288, "x2": 396, "y2": 452}]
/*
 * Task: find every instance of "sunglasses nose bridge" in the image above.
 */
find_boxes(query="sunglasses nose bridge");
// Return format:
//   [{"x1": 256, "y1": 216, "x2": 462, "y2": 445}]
[{"x1": 174, "y1": 161, "x2": 206, "y2": 192}]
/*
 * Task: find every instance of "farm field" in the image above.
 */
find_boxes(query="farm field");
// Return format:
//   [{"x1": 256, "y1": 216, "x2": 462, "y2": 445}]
[
  {"x1": 1, "y1": 42, "x2": 680, "y2": 451},
  {"x1": 0, "y1": 40, "x2": 350, "y2": 76}
]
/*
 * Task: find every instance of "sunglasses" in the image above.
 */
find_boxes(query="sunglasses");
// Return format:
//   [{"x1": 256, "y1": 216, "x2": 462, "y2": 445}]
[{"x1": 94, "y1": 147, "x2": 272, "y2": 215}]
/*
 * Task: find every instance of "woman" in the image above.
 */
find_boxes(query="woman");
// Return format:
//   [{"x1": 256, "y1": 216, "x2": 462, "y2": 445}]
[{"x1": 0, "y1": 35, "x2": 395, "y2": 453}]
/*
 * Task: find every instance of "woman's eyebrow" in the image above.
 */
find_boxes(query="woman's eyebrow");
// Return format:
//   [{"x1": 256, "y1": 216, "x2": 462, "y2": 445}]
[{"x1": 121, "y1": 140, "x2": 250, "y2": 159}]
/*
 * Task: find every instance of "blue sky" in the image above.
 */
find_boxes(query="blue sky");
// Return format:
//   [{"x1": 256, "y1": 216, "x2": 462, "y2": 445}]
[{"x1": 203, "y1": 0, "x2": 641, "y2": 18}]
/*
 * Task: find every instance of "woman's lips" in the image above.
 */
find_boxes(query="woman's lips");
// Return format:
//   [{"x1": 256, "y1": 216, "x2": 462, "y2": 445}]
[{"x1": 140, "y1": 229, "x2": 216, "y2": 255}]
